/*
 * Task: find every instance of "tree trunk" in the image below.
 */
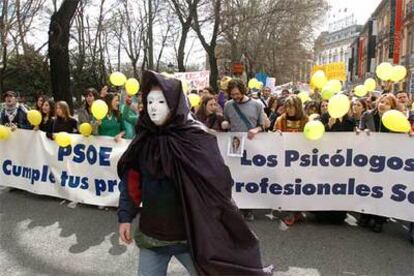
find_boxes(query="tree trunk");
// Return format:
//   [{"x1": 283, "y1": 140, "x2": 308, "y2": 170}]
[
  {"x1": 48, "y1": 0, "x2": 80, "y2": 112},
  {"x1": 177, "y1": 24, "x2": 190, "y2": 72},
  {"x1": 208, "y1": 50, "x2": 218, "y2": 91},
  {"x1": 147, "y1": 0, "x2": 154, "y2": 70}
]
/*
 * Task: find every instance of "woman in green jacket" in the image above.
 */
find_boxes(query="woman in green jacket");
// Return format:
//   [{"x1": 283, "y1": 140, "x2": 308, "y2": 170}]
[
  {"x1": 121, "y1": 95, "x2": 139, "y2": 139},
  {"x1": 98, "y1": 93, "x2": 125, "y2": 142}
]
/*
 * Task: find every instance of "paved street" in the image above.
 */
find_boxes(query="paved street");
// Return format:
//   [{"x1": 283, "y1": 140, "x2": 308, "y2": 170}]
[{"x1": 0, "y1": 188, "x2": 413, "y2": 276}]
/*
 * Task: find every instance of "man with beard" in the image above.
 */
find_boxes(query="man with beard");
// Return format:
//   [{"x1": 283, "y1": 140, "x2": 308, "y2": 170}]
[{"x1": 221, "y1": 79, "x2": 265, "y2": 221}]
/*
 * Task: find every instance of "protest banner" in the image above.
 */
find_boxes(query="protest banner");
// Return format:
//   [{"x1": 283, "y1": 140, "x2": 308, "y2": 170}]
[
  {"x1": 1, "y1": 130, "x2": 413, "y2": 222},
  {"x1": 173, "y1": 71, "x2": 210, "y2": 91}
]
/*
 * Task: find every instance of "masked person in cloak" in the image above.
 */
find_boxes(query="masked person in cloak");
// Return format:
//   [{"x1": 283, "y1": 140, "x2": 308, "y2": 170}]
[{"x1": 117, "y1": 71, "x2": 273, "y2": 276}]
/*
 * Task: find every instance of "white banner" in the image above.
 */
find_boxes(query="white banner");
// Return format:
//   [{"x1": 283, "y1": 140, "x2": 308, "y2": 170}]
[
  {"x1": 174, "y1": 71, "x2": 210, "y2": 91},
  {"x1": 1, "y1": 130, "x2": 414, "y2": 222}
]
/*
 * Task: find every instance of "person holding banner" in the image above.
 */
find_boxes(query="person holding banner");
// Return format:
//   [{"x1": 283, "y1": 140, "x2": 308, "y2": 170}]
[
  {"x1": 97, "y1": 93, "x2": 125, "y2": 142},
  {"x1": 78, "y1": 88, "x2": 99, "y2": 135},
  {"x1": 358, "y1": 93, "x2": 397, "y2": 233},
  {"x1": 320, "y1": 100, "x2": 329, "y2": 116},
  {"x1": 395, "y1": 91, "x2": 414, "y2": 125},
  {"x1": 38, "y1": 99, "x2": 55, "y2": 132},
  {"x1": 0, "y1": 91, "x2": 31, "y2": 130},
  {"x1": 273, "y1": 95, "x2": 308, "y2": 226},
  {"x1": 117, "y1": 71, "x2": 273, "y2": 276},
  {"x1": 46, "y1": 101, "x2": 78, "y2": 139},
  {"x1": 221, "y1": 79, "x2": 266, "y2": 221},
  {"x1": 121, "y1": 95, "x2": 139, "y2": 139},
  {"x1": 351, "y1": 98, "x2": 368, "y2": 129},
  {"x1": 273, "y1": 95, "x2": 308, "y2": 133}
]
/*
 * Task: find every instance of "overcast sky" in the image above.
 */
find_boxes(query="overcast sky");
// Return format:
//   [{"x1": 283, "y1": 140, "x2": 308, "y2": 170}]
[{"x1": 326, "y1": 0, "x2": 382, "y2": 27}]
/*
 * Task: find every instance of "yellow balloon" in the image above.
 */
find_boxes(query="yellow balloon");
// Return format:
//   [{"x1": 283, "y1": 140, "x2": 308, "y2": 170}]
[
  {"x1": 91, "y1": 100, "x2": 108, "y2": 120},
  {"x1": 390, "y1": 65, "x2": 407, "y2": 82},
  {"x1": 188, "y1": 94, "x2": 201, "y2": 108},
  {"x1": 329, "y1": 80, "x2": 342, "y2": 93},
  {"x1": 321, "y1": 80, "x2": 341, "y2": 100},
  {"x1": 354, "y1": 85, "x2": 368, "y2": 97},
  {"x1": 311, "y1": 70, "x2": 328, "y2": 89},
  {"x1": 55, "y1": 132, "x2": 71, "y2": 148},
  {"x1": 364, "y1": 78, "x2": 376, "y2": 91},
  {"x1": 0, "y1": 125, "x2": 11, "y2": 140},
  {"x1": 125, "y1": 78, "x2": 140, "y2": 95},
  {"x1": 248, "y1": 78, "x2": 259, "y2": 89},
  {"x1": 27, "y1": 110, "x2": 42, "y2": 126},
  {"x1": 297, "y1": 91, "x2": 311, "y2": 103},
  {"x1": 110, "y1": 72, "x2": 127, "y2": 86},
  {"x1": 304, "y1": 120, "x2": 325, "y2": 140},
  {"x1": 328, "y1": 94, "x2": 350, "y2": 119},
  {"x1": 255, "y1": 81, "x2": 264, "y2": 90},
  {"x1": 376, "y1": 62, "x2": 393, "y2": 81},
  {"x1": 79, "y1": 123, "x2": 93, "y2": 137},
  {"x1": 381, "y1": 110, "x2": 411, "y2": 133}
]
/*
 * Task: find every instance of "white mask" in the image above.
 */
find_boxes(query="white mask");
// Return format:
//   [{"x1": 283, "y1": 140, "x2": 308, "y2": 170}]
[{"x1": 147, "y1": 89, "x2": 171, "y2": 126}]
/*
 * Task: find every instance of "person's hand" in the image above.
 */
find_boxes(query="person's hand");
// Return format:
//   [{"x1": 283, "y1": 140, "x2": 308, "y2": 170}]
[
  {"x1": 248, "y1": 128, "x2": 260, "y2": 140},
  {"x1": 328, "y1": 117, "x2": 336, "y2": 128},
  {"x1": 95, "y1": 120, "x2": 102, "y2": 126},
  {"x1": 33, "y1": 126, "x2": 39, "y2": 131},
  {"x1": 221, "y1": 121, "x2": 230, "y2": 130},
  {"x1": 409, "y1": 131, "x2": 414, "y2": 138},
  {"x1": 364, "y1": 129, "x2": 371, "y2": 136},
  {"x1": 114, "y1": 135, "x2": 122, "y2": 143},
  {"x1": 355, "y1": 128, "x2": 361, "y2": 135},
  {"x1": 274, "y1": 129, "x2": 283, "y2": 136},
  {"x1": 9, "y1": 123, "x2": 17, "y2": 131},
  {"x1": 119, "y1": 223, "x2": 133, "y2": 244}
]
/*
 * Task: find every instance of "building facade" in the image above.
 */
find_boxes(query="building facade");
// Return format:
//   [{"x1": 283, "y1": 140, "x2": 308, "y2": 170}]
[
  {"x1": 315, "y1": 24, "x2": 362, "y2": 67},
  {"x1": 401, "y1": 0, "x2": 414, "y2": 91},
  {"x1": 348, "y1": 19, "x2": 377, "y2": 82}
]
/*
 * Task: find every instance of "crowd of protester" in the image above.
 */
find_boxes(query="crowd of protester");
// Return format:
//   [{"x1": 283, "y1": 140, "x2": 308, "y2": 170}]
[{"x1": 1, "y1": 77, "x2": 413, "y2": 242}]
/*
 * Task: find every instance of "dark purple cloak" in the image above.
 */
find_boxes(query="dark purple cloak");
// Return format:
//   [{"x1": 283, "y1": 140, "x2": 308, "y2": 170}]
[{"x1": 118, "y1": 71, "x2": 274, "y2": 275}]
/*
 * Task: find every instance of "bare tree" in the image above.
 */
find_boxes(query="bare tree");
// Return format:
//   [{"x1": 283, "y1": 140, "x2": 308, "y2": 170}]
[
  {"x1": 169, "y1": 0, "x2": 198, "y2": 72},
  {"x1": 191, "y1": 0, "x2": 221, "y2": 91},
  {"x1": 110, "y1": 0, "x2": 145, "y2": 78},
  {"x1": 220, "y1": 0, "x2": 327, "y2": 83}
]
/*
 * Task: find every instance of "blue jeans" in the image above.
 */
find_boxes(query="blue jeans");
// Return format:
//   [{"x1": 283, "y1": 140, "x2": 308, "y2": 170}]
[{"x1": 138, "y1": 244, "x2": 197, "y2": 276}]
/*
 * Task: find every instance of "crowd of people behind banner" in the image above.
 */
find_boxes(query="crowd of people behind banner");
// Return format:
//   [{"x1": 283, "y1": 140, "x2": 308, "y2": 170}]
[{"x1": 1, "y1": 78, "x2": 413, "y2": 243}]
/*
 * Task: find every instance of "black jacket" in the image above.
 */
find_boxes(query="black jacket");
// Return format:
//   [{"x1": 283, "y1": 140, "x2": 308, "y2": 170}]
[
  {"x1": 321, "y1": 113, "x2": 355, "y2": 132},
  {"x1": 0, "y1": 105, "x2": 31, "y2": 129}
]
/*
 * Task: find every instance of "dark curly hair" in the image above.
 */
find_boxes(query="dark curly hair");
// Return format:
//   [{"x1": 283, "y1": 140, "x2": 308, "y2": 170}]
[{"x1": 227, "y1": 79, "x2": 247, "y2": 95}]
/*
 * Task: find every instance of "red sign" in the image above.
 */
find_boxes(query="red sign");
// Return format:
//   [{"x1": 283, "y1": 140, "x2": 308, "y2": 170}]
[
  {"x1": 232, "y1": 63, "x2": 244, "y2": 75},
  {"x1": 393, "y1": 0, "x2": 403, "y2": 64},
  {"x1": 358, "y1": 37, "x2": 365, "y2": 78}
]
